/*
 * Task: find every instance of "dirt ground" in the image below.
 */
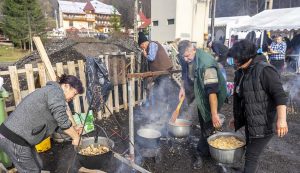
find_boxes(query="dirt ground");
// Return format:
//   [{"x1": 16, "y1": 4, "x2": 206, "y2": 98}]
[{"x1": 38, "y1": 71, "x2": 300, "y2": 173}]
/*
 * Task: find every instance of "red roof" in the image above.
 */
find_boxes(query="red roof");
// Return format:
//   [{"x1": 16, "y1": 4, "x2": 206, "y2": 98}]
[
  {"x1": 138, "y1": 11, "x2": 151, "y2": 29},
  {"x1": 83, "y1": 1, "x2": 95, "y2": 12}
]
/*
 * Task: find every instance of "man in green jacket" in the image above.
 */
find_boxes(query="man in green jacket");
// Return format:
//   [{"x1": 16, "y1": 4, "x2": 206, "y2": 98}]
[{"x1": 178, "y1": 40, "x2": 227, "y2": 169}]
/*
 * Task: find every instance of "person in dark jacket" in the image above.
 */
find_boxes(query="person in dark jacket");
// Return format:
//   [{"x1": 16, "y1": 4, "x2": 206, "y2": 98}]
[
  {"x1": 207, "y1": 41, "x2": 229, "y2": 66},
  {"x1": 0, "y1": 74, "x2": 84, "y2": 172},
  {"x1": 228, "y1": 40, "x2": 288, "y2": 173}
]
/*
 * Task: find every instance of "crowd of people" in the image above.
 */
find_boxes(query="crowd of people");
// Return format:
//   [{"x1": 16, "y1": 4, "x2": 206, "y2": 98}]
[
  {"x1": 138, "y1": 31, "x2": 289, "y2": 173},
  {"x1": 0, "y1": 30, "x2": 291, "y2": 173}
]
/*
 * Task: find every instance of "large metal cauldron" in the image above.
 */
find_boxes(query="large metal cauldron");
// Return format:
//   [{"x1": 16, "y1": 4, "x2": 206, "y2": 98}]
[
  {"x1": 136, "y1": 128, "x2": 161, "y2": 148},
  {"x1": 207, "y1": 132, "x2": 246, "y2": 164},
  {"x1": 168, "y1": 119, "x2": 192, "y2": 138},
  {"x1": 76, "y1": 137, "x2": 114, "y2": 170}
]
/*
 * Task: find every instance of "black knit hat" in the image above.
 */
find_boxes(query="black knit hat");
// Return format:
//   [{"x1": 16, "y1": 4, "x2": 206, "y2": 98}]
[{"x1": 138, "y1": 32, "x2": 148, "y2": 46}]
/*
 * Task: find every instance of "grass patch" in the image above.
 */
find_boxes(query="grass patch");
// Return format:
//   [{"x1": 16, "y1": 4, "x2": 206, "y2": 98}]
[{"x1": 0, "y1": 45, "x2": 29, "y2": 62}]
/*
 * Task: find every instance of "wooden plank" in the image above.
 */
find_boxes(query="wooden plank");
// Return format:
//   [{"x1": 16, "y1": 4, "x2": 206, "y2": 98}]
[
  {"x1": 78, "y1": 60, "x2": 89, "y2": 114},
  {"x1": 21, "y1": 90, "x2": 29, "y2": 99},
  {"x1": 122, "y1": 83, "x2": 128, "y2": 110},
  {"x1": 127, "y1": 70, "x2": 181, "y2": 78},
  {"x1": 105, "y1": 54, "x2": 113, "y2": 117},
  {"x1": 8, "y1": 66, "x2": 22, "y2": 105},
  {"x1": 130, "y1": 53, "x2": 135, "y2": 104},
  {"x1": 0, "y1": 71, "x2": 9, "y2": 76},
  {"x1": 55, "y1": 62, "x2": 64, "y2": 77},
  {"x1": 67, "y1": 61, "x2": 81, "y2": 113},
  {"x1": 112, "y1": 57, "x2": 120, "y2": 112},
  {"x1": 5, "y1": 106, "x2": 15, "y2": 112},
  {"x1": 33, "y1": 37, "x2": 57, "y2": 81},
  {"x1": 119, "y1": 57, "x2": 127, "y2": 110},
  {"x1": 25, "y1": 64, "x2": 36, "y2": 93},
  {"x1": 37, "y1": 63, "x2": 47, "y2": 87}
]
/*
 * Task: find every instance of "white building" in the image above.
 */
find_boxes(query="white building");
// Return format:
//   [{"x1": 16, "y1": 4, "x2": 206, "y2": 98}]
[
  {"x1": 151, "y1": 0, "x2": 211, "y2": 47},
  {"x1": 58, "y1": 0, "x2": 120, "y2": 34}
]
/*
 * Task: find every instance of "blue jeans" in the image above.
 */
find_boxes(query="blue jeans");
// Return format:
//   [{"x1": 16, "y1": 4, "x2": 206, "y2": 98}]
[{"x1": 0, "y1": 133, "x2": 42, "y2": 173}]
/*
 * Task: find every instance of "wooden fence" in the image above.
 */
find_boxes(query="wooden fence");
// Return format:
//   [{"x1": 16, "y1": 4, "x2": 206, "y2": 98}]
[{"x1": 0, "y1": 52, "x2": 145, "y2": 119}]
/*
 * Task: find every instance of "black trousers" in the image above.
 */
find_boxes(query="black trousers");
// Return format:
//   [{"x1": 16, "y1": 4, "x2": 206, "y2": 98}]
[
  {"x1": 197, "y1": 109, "x2": 214, "y2": 157},
  {"x1": 244, "y1": 135, "x2": 273, "y2": 173},
  {"x1": 185, "y1": 87, "x2": 214, "y2": 158}
]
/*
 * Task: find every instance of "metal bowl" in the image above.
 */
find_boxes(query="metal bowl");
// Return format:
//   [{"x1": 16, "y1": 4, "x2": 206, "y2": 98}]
[
  {"x1": 136, "y1": 128, "x2": 161, "y2": 148},
  {"x1": 207, "y1": 132, "x2": 246, "y2": 164},
  {"x1": 168, "y1": 119, "x2": 192, "y2": 138}
]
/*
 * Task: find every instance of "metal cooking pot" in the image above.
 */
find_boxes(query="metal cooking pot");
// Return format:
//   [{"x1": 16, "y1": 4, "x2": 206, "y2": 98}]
[
  {"x1": 76, "y1": 137, "x2": 114, "y2": 170},
  {"x1": 136, "y1": 128, "x2": 161, "y2": 148},
  {"x1": 168, "y1": 119, "x2": 192, "y2": 138},
  {"x1": 207, "y1": 132, "x2": 246, "y2": 164}
]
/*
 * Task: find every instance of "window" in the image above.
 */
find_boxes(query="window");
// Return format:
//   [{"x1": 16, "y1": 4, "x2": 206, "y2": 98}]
[
  {"x1": 167, "y1": 19, "x2": 175, "y2": 25},
  {"x1": 153, "y1": 20, "x2": 158, "y2": 26},
  {"x1": 69, "y1": 21, "x2": 73, "y2": 27},
  {"x1": 88, "y1": 22, "x2": 93, "y2": 28}
]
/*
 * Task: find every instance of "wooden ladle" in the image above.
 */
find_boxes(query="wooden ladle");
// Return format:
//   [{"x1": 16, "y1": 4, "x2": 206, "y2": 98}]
[{"x1": 169, "y1": 96, "x2": 185, "y2": 123}]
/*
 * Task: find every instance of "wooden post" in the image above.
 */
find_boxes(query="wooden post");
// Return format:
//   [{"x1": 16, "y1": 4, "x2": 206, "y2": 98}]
[
  {"x1": 37, "y1": 63, "x2": 47, "y2": 87},
  {"x1": 33, "y1": 37, "x2": 56, "y2": 81},
  {"x1": 112, "y1": 55, "x2": 120, "y2": 112},
  {"x1": 78, "y1": 60, "x2": 88, "y2": 113},
  {"x1": 25, "y1": 64, "x2": 35, "y2": 93},
  {"x1": 67, "y1": 61, "x2": 81, "y2": 113},
  {"x1": 121, "y1": 57, "x2": 128, "y2": 110},
  {"x1": 105, "y1": 53, "x2": 113, "y2": 117},
  {"x1": 128, "y1": 53, "x2": 135, "y2": 160},
  {"x1": 55, "y1": 62, "x2": 64, "y2": 77},
  {"x1": 8, "y1": 66, "x2": 21, "y2": 105}
]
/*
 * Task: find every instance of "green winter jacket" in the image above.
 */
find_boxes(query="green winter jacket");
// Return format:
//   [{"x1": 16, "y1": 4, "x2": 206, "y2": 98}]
[{"x1": 194, "y1": 49, "x2": 227, "y2": 122}]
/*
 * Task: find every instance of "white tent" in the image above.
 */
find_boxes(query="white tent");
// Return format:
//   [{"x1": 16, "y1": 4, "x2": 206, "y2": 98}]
[
  {"x1": 208, "y1": 16, "x2": 251, "y2": 27},
  {"x1": 231, "y1": 7, "x2": 300, "y2": 32},
  {"x1": 209, "y1": 16, "x2": 251, "y2": 39}
]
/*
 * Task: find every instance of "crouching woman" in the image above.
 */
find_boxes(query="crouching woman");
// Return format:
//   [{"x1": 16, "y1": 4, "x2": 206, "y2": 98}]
[{"x1": 0, "y1": 74, "x2": 84, "y2": 172}]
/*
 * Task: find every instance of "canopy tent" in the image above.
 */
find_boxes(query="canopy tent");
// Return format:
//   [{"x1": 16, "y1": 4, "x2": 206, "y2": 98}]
[
  {"x1": 208, "y1": 16, "x2": 251, "y2": 40},
  {"x1": 208, "y1": 16, "x2": 250, "y2": 27},
  {"x1": 231, "y1": 7, "x2": 300, "y2": 32}
]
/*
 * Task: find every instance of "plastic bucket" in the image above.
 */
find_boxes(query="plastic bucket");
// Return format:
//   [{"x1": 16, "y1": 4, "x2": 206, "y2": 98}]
[{"x1": 35, "y1": 137, "x2": 51, "y2": 153}]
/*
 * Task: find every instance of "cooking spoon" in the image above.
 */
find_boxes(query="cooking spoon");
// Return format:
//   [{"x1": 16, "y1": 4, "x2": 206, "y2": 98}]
[{"x1": 170, "y1": 96, "x2": 185, "y2": 123}]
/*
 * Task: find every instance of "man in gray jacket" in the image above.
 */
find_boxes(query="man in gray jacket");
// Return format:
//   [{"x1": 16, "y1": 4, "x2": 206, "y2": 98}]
[{"x1": 0, "y1": 74, "x2": 84, "y2": 172}]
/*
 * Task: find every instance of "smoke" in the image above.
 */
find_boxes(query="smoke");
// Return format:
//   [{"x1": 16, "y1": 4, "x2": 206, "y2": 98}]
[
  {"x1": 135, "y1": 77, "x2": 179, "y2": 135},
  {"x1": 283, "y1": 75, "x2": 300, "y2": 104}
]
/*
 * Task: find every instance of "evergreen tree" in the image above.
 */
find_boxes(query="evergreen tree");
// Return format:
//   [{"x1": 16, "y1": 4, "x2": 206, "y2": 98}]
[
  {"x1": 2, "y1": 0, "x2": 45, "y2": 49},
  {"x1": 110, "y1": 8, "x2": 121, "y2": 32}
]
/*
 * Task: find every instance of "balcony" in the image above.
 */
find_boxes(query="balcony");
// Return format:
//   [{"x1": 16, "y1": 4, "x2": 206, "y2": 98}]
[
  {"x1": 95, "y1": 15, "x2": 111, "y2": 21},
  {"x1": 63, "y1": 15, "x2": 95, "y2": 22},
  {"x1": 95, "y1": 22, "x2": 111, "y2": 27}
]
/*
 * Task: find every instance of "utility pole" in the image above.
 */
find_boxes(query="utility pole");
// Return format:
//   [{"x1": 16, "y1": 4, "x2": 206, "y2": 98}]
[
  {"x1": 210, "y1": 0, "x2": 216, "y2": 41},
  {"x1": 134, "y1": 0, "x2": 138, "y2": 42}
]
